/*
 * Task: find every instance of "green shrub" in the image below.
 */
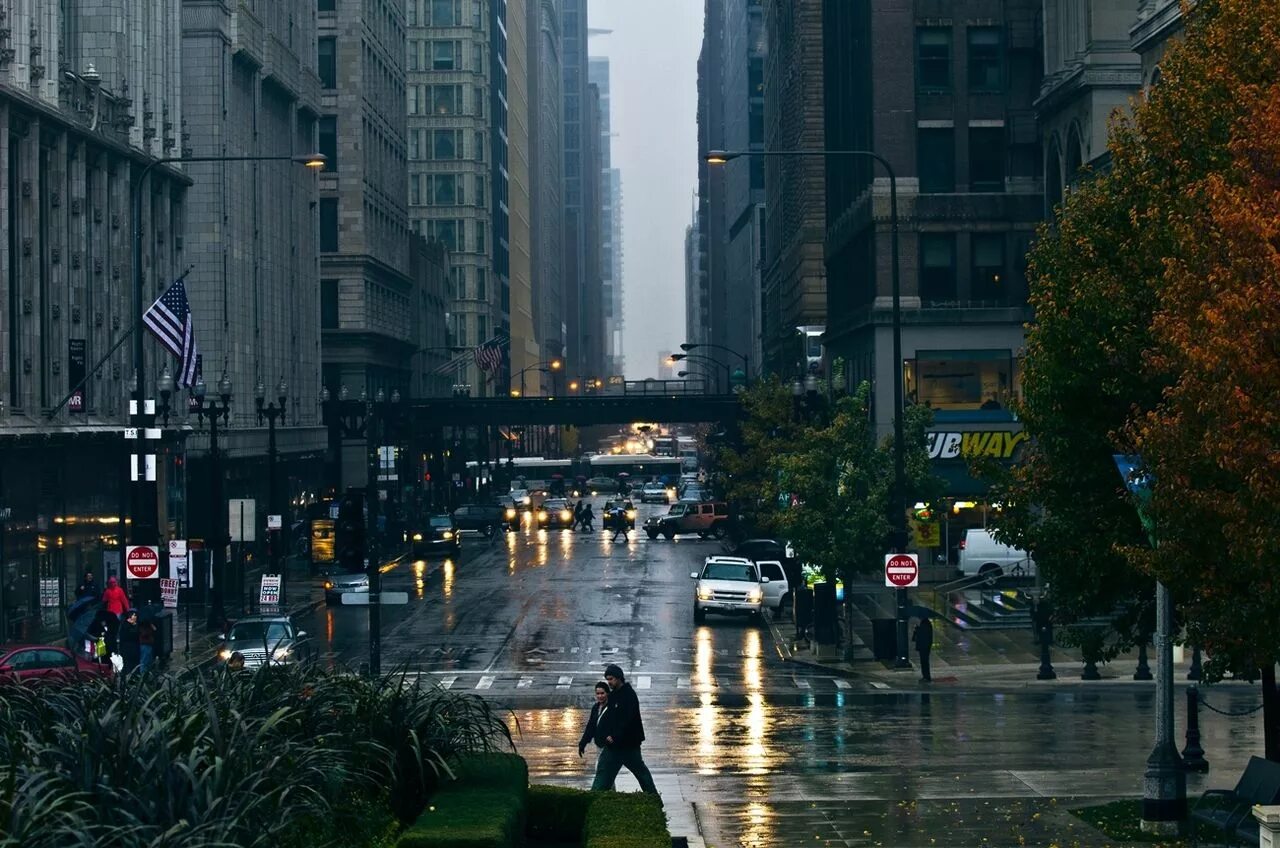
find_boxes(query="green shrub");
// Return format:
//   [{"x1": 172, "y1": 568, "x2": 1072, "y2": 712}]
[
  {"x1": 582, "y1": 793, "x2": 669, "y2": 848},
  {"x1": 398, "y1": 788, "x2": 523, "y2": 848},
  {"x1": 449, "y1": 752, "x2": 529, "y2": 794},
  {"x1": 526, "y1": 784, "x2": 596, "y2": 842}
]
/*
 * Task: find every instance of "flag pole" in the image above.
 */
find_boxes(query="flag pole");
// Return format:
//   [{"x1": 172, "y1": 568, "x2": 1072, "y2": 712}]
[{"x1": 47, "y1": 265, "x2": 196, "y2": 420}]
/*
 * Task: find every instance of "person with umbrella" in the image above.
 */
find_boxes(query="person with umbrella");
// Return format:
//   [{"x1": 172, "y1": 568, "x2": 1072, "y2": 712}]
[{"x1": 117, "y1": 609, "x2": 141, "y2": 674}]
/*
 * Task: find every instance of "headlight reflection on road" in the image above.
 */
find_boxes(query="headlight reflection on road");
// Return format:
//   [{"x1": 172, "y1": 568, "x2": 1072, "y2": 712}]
[
  {"x1": 414, "y1": 560, "x2": 426, "y2": 599},
  {"x1": 442, "y1": 559, "x2": 455, "y2": 599},
  {"x1": 694, "y1": 628, "x2": 714, "y2": 689},
  {"x1": 696, "y1": 691, "x2": 719, "y2": 774}
]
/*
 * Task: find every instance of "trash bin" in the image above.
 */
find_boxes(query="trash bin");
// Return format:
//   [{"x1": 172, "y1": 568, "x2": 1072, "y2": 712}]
[
  {"x1": 154, "y1": 611, "x2": 175, "y2": 661},
  {"x1": 871, "y1": 618, "x2": 898, "y2": 661},
  {"x1": 792, "y1": 586, "x2": 814, "y2": 632},
  {"x1": 813, "y1": 582, "x2": 837, "y2": 644}
]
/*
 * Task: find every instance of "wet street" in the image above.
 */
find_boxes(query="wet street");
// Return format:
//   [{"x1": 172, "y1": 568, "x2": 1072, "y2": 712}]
[{"x1": 294, "y1": 501, "x2": 1267, "y2": 847}]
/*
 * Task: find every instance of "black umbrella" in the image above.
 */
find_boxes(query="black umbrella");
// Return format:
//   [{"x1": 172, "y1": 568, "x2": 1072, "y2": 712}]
[{"x1": 66, "y1": 598, "x2": 102, "y2": 654}]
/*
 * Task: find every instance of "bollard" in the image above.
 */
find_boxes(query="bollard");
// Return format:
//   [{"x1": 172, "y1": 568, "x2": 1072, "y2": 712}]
[
  {"x1": 1134, "y1": 641, "x2": 1153, "y2": 680},
  {"x1": 1188, "y1": 645, "x2": 1203, "y2": 681},
  {"x1": 1182, "y1": 686, "x2": 1209, "y2": 772},
  {"x1": 1037, "y1": 627, "x2": 1057, "y2": 680}
]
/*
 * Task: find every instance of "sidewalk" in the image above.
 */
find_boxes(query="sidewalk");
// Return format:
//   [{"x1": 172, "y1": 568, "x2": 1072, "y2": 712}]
[{"x1": 164, "y1": 555, "x2": 325, "y2": 673}]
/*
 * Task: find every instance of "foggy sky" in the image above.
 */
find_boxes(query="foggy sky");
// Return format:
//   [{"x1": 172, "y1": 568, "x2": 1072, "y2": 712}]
[{"x1": 588, "y1": 0, "x2": 703, "y2": 379}]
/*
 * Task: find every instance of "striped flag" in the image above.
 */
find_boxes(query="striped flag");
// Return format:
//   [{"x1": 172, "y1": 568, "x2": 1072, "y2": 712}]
[
  {"x1": 474, "y1": 335, "x2": 507, "y2": 374},
  {"x1": 142, "y1": 278, "x2": 200, "y2": 387}
]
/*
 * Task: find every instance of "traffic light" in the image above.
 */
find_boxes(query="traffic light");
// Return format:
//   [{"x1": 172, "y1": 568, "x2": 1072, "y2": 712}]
[{"x1": 335, "y1": 490, "x2": 365, "y2": 573}]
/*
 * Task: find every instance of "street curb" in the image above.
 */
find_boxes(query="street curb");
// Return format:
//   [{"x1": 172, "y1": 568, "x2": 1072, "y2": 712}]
[{"x1": 764, "y1": 611, "x2": 864, "y2": 680}]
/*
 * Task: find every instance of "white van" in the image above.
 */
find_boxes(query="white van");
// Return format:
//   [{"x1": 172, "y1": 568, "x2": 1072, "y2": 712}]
[{"x1": 958, "y1": 529, "x2": 1036, "y2": 583}]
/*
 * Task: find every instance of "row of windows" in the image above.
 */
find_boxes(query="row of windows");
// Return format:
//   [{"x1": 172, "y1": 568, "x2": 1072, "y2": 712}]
[
  {"x1": 448, "y1": 310, "x2": 492, "y2": 347},
  {"x1": 407, "y1": 127, "x2": 485, "y2": 162},
  {"x1": 917, "y1": 127, "x2": 1005, "y2": 193},
  {"x1": 411, "y1": 217, "x2": 491, "y2": 258},
  {"x1": 406, "y1": 0, "x2": 483, "y2": 29},
  {"x1": 919, "y1": 232, "x2": 1011, "y2": 305},
  {"x1": 448, "y1": 263, "x2": 489, "y2": 301},
  {"x1": 917, "y1": 26, "x2": 1004, "y2": 94},
  {"x1": 408, "y1": 84, "x2": 486, "y2": 117},
  {"x1": 407, "y1": 39, "x2": 485, "y2": 73},
  {"x1": 407, "y1": 172, "x2": 486, "y2": 207}
]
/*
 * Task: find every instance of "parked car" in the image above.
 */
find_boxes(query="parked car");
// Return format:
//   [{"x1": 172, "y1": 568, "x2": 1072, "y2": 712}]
[
  {"x1": 453, "y1": 503, "x2": 517, "y2": 535},
  {"x1": 691, "y1": 556, "x2": 768, "y2": 623},
  {"x1": 602, "y1": 500, "x2": 637, "y2": 531},
  {"x1": 754, "y1": 560, "x2": 792, "y2": 615},
  {"x1": 215, "y1": 615, "x2": 310, "y2": 670},
  {"x1": 728, "y1": 538, "x2": 802, "y2": 591},
  {"x1": 537, "y1": 498, "x2": 577, "y2": 529},
  {"x1": 958, "y1": 529, "x2": 1036, "y2": 583},
  {"x1": 324, "y1": 570, "x2": 369, "y2": 605},
  {"x1": 640, "y1": 483, "x2": 669, "y2": 504},
  {"x1": 585, "y1": 476, "x2": 620, "y2": 495},
  {"x1": 644, "y1": 501, "x2": 730, "y2": 540},
  {"x1": 0, "y1": 644, "x2": 110, "y2": 684},
  {"x1": 410, "y1": 514, "x2": 461, "y2": 557}
]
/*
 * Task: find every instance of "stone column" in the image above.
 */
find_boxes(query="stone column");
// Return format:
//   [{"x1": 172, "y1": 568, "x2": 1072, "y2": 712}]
[{"x1": 1255, "y1": 806, "x2": 1280, "y2": 848}]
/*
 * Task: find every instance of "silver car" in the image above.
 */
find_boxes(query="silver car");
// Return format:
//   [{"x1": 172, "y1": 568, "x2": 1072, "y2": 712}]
[
  {"x1": 216, "y1": 615, "x2": 310, "y2": 669},
  {"x1": 324, "y1": 570, "x2": 369, "y2": 604}
]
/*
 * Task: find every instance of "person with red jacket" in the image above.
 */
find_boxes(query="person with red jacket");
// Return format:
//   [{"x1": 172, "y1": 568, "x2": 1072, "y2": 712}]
[{"x1": 102, "y1": 576, "x2": 130, "y2": 618}]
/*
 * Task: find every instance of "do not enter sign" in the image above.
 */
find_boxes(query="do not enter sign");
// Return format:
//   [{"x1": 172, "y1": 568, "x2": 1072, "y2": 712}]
[
  {"x1": 125, "y1": 545, "x2": 161, "y2": 580},
  {"x1": 884, "y1": 553, "x2": 919, "y2": 588}
]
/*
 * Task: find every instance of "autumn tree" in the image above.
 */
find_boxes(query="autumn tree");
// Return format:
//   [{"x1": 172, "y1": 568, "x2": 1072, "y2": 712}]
[{"x1": 709, "y1": 378, "x2": 805, "y2": 535}]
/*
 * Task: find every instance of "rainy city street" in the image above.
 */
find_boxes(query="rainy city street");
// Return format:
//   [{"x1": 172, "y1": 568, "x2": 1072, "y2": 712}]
[{"x1": 292, "y1": 500, "x2": 1268, "y2": 848}]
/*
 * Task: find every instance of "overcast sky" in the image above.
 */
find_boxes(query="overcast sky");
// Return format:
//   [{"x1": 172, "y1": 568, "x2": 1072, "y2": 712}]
[{"x1": 589, "y1": 0, "x2": 702, "y2": 378}]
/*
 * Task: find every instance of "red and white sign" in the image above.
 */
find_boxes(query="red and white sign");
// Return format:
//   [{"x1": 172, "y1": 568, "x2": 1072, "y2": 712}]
[
  {"x1": 884, "y1": 553, "x2": 919, "y2": 588},
  {"x1": 125, "y1": 545, "x2": 161, "y2": 580},
  {"x1": 160, "y1": 578, "x2": 179, "y2": 608}
]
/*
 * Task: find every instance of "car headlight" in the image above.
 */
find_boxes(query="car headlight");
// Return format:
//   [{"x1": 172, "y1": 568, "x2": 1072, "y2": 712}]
[
  {"x1": 747, "y1": 590, "x2": 763, "y2": 603},
  {"x1": 323, "y1": 581, "x2": 333, "y2": 590},
  {"x1": 273, "y1": 646, "x2": 292, "y2": 660},
  {"x1": 505, "y1": 508, "x2": 517, "y2": 519},
  {"x1": 412, "y1": 532, "x2": 423, "y2": 541},
  {"x1": 218, "y1": 649, "x2": 232, "y2": 660},
  {"x1": 520, "y1": 496, "x2": 531, "y2": 505},
  {"x1": 537, "y1": 511, "x2": 548, "y2": 521},
  {"x1": 559, "y1": 510, "x2": 572, "y2": 521},
  {"x1": 442, "y1": 530, "x2": 454, "y2": 540},
  {"x1": 697, "y1": 588, "x2": 713, "y2": 601},
  {"x1": 626, "y1": 510, "x2": 637, "y2": 520},
  {"x1": 591, "y1": 491, "x2": 598, "y2": 496}
]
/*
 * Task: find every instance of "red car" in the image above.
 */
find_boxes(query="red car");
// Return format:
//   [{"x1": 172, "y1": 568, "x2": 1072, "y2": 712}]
[{"x1": 0, "y1": 644, "x2": 111, "y2": 683}]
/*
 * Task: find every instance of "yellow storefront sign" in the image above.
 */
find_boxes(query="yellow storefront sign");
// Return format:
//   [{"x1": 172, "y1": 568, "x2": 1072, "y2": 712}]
[{"x1": 926, "y1": 430, "x2": 1028, "y2": 461}]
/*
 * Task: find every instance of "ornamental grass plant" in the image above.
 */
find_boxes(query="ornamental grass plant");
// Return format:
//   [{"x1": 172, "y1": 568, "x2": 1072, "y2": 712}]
[{"x1": 0, "y1": 664, "x2": 514, "y2": 848}]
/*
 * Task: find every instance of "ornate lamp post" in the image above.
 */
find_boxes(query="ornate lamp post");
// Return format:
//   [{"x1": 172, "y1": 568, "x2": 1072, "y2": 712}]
[
  {"x1": 192, "y1": 374, "x2": 233, "y2": 628},
  {"x1": 255, "y1": 378, "x2": 288, "y2": 579}
]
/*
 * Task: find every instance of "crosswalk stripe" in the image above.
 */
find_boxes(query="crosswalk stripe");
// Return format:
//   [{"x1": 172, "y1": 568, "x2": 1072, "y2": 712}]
[
  {"x1": 677, "y1": 677, "x2": 690, "y2": 689},
  {"x1": 833, "y1": 679, "x2": 851, "y2": 689},
  {"x1": 795, "y1": 679, "x2": 811, "y2": 689},
  {"x1": 477, "y1": 675, "x2": 495, "y2": 690},
  {"x1": 869, "y1": 681, "x2": 890, "y2": 690},
  {"x1": 439, "y1": 675, "x2": 457, "y2": 690},
  {"x1": 557, "y1": 675, "x2": 573, "y2": 689},
  {"x1": 518, "y1": 677, "x2": 533, "y2": 688},
  {"x1": 637, "y1": 676, "x2": 651, "y2": 690}
]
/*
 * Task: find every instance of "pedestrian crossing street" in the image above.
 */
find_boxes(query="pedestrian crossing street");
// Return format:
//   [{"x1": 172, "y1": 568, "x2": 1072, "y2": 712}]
[{"x1": 404, "y1": 669, "x2": 861, "y2": 694}]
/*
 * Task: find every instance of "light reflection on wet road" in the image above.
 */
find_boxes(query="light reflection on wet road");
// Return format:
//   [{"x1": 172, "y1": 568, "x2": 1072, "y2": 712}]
[{"x1": 292, "y1": 501, "x2": 1266, "y2": 847}]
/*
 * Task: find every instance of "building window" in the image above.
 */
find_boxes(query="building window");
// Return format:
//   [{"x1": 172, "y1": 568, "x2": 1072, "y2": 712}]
[
  {"x1": 905, "y1": 349, "x2": 1014, "y2": 410},
  {"x1": 917, "y1": 128, "x2": 954, "y2": 193},
  {"x1": 969, "y1": 127, "x2": 1006, "y2": 192},
  {"x1": 408, "y1": 129, "x2": 419, "y2": 160},
  {"x1": 430, "y1": 84, "x2": 460, "y2": 115},
  {"x1": 408, "y1": 86, "x2": 419, "y2": 115},
  {"x1": 410, "y1": 174, "x2": 421, "y2": 205},
  {"x1": 431, "y1": 0, "x2": 460, "y2": 26},
  {"x1": 406, "y1": 0, "x2": 416, "y2": 25},
  {"x1": 475, "y1": 85, "x2": 485, "y2": 118},
  {"x1": 476, "y1": 220, "x2": 486, "y2": 254},
  {"x1": 476, "y1": 267, "x2": 487, "y2": 300},
  {"x1": 318, "y1": 116, "x2": 338, "y2": 172},
  {"x1": 475, "y1": 174, "x2": 486, "y2": 206},
  {"x1": 433, "y1": 40, "x2": 458, "y2": 70},
  {"x1": 449, "y1": 265, "x2": 463, "y2": 298},
  {"x1": 319, "y1": 0, "x2": 336, "y2": 11},
  {"x1": 430, "y1": 129, "x2": 455, "y2": 159},
  {"x1": 429, "y1": 174, "x2": 458, "y2": 205},
  {"x1": 407, "y1": 41, "x2": 419, "y2": 72},
  {"x1": 971, "y1": 234, "x2": 1006, "y2": 302},
  {"x1": 919, "y1": 233, "x2": 956, "y2": 304},
  {"x1": 968, "y1": 27, "x2": 1003, "y2": 92},
  {"x1": 455, "y1": 314, "x2": 468, "y2": 347},
  {"x1": 916, "y1": 28, "x2": 951, "y2": 93},
  {"x1": 321, "y1": 280, "x2": 339, "y2": 328},
  {"x1": 476, "y1": 131, "x2": 485, "y2": 162},
  {"x1": 473, "y1": 43, "x2": 484, "y2": 74},
  {"x1": 477, "y1": 315, "x2": 488, "y2": 342},
  {"x1": 318, "y1": 38, "x2": 337, "y2": 89},
  {"x1": 320, "y1": 198, "x2": 339, "y2": 252}
]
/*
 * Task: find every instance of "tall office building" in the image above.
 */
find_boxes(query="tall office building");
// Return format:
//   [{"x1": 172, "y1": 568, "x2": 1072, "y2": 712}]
[
  {"x1": 526, "y1": 0, "x2": 565, "y2": 392},
  {"x1": 692, "y1": 0, "x2": 725, "y2": 353},
  {"x1": 0, "y1": 0, "x2": 191, "y2": 629},
  {"x1": 588, "y1": 56, "x2": 624, "y2": 377},
  {"x1": 506, "y1": 0, "x2": 538, "y2": 388}
]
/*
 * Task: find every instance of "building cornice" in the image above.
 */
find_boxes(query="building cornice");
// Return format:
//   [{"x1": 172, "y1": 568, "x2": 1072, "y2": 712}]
[
  {"x1": 1035, "y1": 63, "x2": 1144, "y2": 115},
  {"x1": 1131, "y1": 0, "x2": 1190, "y2": 56}
]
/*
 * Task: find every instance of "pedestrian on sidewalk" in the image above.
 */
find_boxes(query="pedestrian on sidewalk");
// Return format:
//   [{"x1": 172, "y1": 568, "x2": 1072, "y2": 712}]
[
  {"x1": 574, "y1": 500, "x2": 586, "y2": 530},
  {"x1": 913, "y1": 615, "x2": 934, "y2": 683},
  {"x1": 118, "y1": 609, "x2": 141, "y2": 674},
  {"x1": 138, "y1": 615, "x2": 157, "y2": 673},
  {"x1": 102, "y1": 576, "x2": 129, "y2": 618},
  {"x1": 592, "y1": 664, "x2": 660, "y2": 797},
  {"x1": 578, "y1": 681, "x2": 615, "y2": 790},
  {"x1": 75, "y1": 571, "x2": 99, "y2": 601}
]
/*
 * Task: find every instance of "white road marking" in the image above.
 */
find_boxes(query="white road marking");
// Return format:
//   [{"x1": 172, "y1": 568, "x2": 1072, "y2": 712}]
[
  {"x1": 557, "y1": 675, "x2": 573, "y2": 689},
  {"x1": 439, "y1": 675, "x2": 457, "y2": 690},
  {"x1": 833, "y1": 679, "x2": 851, "y2": 689},
  {"x1": 870, "y1": 681, "x2": 890, "y2": 690},
  {"x1": 517, "y1": 677, "x2": 533, "y2": 688},
  {"x1": 476, "y1": 675, "x2": 495, "y2": 690},
  {"x1": 637, "y1": 676, "x2": 652, "y2": 690},
  {"x1": 677, "y1": 677, "x2": 690, "y2": 689},
  {"x1": 795, "y1": 679, "x2": 811, "y2": 689},
  {"x1": 571, "y1": 647, "x2": 579, "y2": 654}
]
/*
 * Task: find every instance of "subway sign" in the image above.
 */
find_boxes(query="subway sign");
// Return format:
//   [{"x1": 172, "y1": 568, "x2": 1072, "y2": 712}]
[{"x1": 927, "y1": 430, "x2": 1028, "y2": 461}]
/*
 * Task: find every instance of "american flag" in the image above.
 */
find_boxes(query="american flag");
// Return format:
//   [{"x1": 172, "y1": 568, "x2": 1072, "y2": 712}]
[
  {"x1": 474, "y1": 336, "x2": 506, "y2": 373},
  {"x1": 142, "y1": 278, "x2": 200, "y2": 387}
]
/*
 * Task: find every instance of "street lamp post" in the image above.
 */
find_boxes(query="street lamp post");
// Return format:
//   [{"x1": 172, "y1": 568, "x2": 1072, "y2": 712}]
[
  {"x1": 255, "y1": 378, "x2": 288, "y2": 596},
  {"x1": 192, "y1": 374, "x2": 233, "y2": 629},
  {"x1": 679, "y1": 341, "x2": 750, "y2": 385},
  {"x1": 707, "y1": 148, "x2": 909, "y2": 668},
  {"x1": 671, "y1": 352, "x2": 729, "y2": 393}
]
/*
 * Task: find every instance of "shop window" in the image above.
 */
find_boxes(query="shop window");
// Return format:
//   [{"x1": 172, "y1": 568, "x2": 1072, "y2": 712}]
[{"x1": 905, "y1": 349, "x2": 1014, "y2": 411}]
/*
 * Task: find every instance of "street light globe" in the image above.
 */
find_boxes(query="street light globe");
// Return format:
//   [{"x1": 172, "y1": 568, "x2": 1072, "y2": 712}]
[
  {"x1": 550, "y1": 359, "x2": 563, "y2": 370},
  {"x1": 277, "y1": 378, "x2": 289, "y2": 403},
  {"x1": 255, "y1": 380, "x2": 267, "y2": 403},
  {"x1": 156, "y1": 365, "x2": 175, "y2": 397},
  {"x1": 217, "y1": 374, "x2": 233, "y2": 401},
  {"x1": 192, "y1": 376, "x2": 208, "y2": 400},
  {"x1": 569, "y1": 380, "x2": 580, "y2": 391}
]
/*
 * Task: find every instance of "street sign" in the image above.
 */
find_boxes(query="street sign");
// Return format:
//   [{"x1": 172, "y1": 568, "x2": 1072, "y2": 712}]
[
  {"x1": 884, "y1": 553, "x2": 919, "y2": 588},
  {"x1": 259, "y1": 574, "x2": 282, "y2": 607},
  {"x1": 229, "y1": 499, "x2": 256, "y2": 542},
  {"x1": 159, "y1": 578, "x2": 179, "y2": 608},
  {"x1": 340, "y1": 591, "x2": 409, "y2": 605},
  {"x1": 267, "y1": 514, "x2": 283, "y2": 531},
  {"x1": 169, "y1": 539, "x2": 189, "y2": 586},
  {"x1": 125, "y1": 545, "x2": 161, "y2": 580}
]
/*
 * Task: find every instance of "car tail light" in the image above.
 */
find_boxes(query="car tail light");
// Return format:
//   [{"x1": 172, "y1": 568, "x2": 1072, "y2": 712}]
[{"x1": 959, "y1": 539, "x2": 967, "y2": 550}]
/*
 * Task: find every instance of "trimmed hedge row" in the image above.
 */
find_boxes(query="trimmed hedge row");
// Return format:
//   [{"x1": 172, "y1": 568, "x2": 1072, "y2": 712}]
[
  {"x1": 583, "y1": 792, "x2": 669, "y2": 848},
  {"x1": 527, "y1": 785, "x2": 598, "y2": 843}
]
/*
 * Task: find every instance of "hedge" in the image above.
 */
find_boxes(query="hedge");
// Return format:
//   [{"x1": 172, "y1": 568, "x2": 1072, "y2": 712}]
[
  {"x1": 526, "y1": 784, "x2": 597, "y2": 843},
  {"x1": 397, "y1": 788, "x2": 523, "y2": 848},
  {"x1": 582, "y1": 792, "x2": 669, "y2": 848},
  {"x1": 449, "y1": 751, "x2": 529, "y2": 795}
]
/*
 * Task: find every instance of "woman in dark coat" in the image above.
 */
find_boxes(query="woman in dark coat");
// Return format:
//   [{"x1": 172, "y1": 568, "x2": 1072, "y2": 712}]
[
  {"x1": 577, "y1": 681, "x2": 616, "y2": 790},
  {"x1": 117, "y1": 609, "x2": 141, "y2": 674}
]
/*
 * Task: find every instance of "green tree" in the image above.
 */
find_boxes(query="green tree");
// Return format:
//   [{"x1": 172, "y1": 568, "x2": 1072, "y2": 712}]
[{"x1": 710, "y1": 378, "x2": 805, "y2": 534}]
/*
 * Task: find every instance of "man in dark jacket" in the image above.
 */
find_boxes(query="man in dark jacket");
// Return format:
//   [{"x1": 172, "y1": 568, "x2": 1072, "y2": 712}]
[
  {"x1": 75, "y1": 571, "x2": 98, "y2": 601},
  {"x1": 913, "y1": 616, "x2": 934, "y2": 683},
  {"x1": 591, "y1": 664, "x2": 659, "y2": 796},
  {"x1": 118, "y1": 609, "x2": 141, "y2": 674}
]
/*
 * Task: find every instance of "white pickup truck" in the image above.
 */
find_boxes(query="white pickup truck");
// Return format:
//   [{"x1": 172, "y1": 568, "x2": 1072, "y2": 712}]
[{"x1": 691, "y1": 556, "x2": 769, "y2": 624}]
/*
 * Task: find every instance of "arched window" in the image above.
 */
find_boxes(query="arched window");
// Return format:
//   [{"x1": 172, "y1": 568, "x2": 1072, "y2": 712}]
[
  {"x1": 1065, "y1": 126, "x2": 1084, "y2": 189},
  {"x1": 1045, "y1": 138, "x2": 1064, "y2": 219}
]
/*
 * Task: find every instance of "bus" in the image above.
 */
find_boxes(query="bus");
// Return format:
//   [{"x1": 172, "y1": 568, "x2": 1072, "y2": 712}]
[
  {"x1": 505, "y1": 457, "x2": 574, "y2": 494},
  {"x1": 588, "y1": 454, "x2": 683, "y2": 484},
  {"x1": 652, "y1": 435, "x2": 676, "y2": 457},
  {"x1": 677, "y1": 437, "x2": 699, "y2": 472}
]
